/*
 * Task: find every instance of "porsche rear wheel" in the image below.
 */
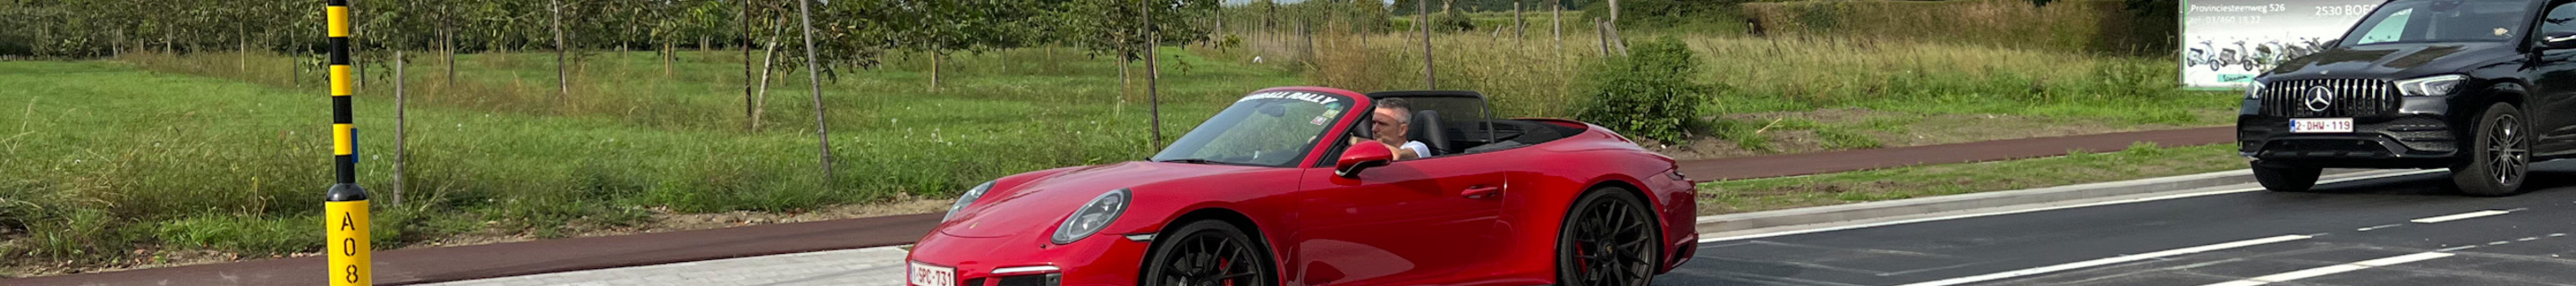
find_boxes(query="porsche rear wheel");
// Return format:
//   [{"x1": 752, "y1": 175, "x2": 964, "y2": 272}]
[
  {"x1": 1142, "y1": 220, "x2": 1274, "y2": 286},
  {"x1": 1557, "y1": 189, "x2": 1657, "y2": 286}
]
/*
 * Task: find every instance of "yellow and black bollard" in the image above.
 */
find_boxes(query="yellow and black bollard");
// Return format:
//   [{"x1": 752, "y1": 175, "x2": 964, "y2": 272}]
[{"x1": 324, "y1": 0, "x2": 371, "y2": 285}]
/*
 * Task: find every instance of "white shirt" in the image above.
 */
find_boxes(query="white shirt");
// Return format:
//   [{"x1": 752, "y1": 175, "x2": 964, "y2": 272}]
[{"x1": 1401, "y1": 140, "x2": 1431, "y2": 158}]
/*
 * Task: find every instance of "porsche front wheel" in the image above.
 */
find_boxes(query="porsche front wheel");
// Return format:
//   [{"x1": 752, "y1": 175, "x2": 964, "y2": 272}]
[
  {"x1": 1142, "y1": 220, "x2": 1275, "y2": 286},
  {"x1": 1557, "y1": 189, "x2": 1657, "y2": 286}
]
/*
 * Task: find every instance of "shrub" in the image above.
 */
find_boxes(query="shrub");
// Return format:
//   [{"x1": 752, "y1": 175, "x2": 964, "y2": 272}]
[
  {"x1": 1436, "y1": 10, "x2": 1478, "y2": 32},
  {"x1": 1574, "y1": 36, "x2": 1714, "y2": 143}
]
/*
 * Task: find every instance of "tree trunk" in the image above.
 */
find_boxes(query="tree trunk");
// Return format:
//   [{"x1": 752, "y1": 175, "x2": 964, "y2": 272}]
[
  {"x1": 1419, "y1": 0, "x2": 1436, "y2": 89},
  {"x1": 445, "y1": 25, "x2": 456, "y2": 85},
  {"x1": 1596, "y1": 18, "x2": 1609, "y2": 55},
  {"x1": 1116, "y1": 45, "x2": 1129, "y2": 120},
  {"x1": 1554, "y1": 4, "x2": 1563, "y2": 68},
  {"x1": 943, "y1": 46, "x2": 953, "y2": 91},
  {"x1": 1515, "y1": 2, "x2": 1525, "y2": 39},
  {"x1": 1147, "y1": 0, "x2": 1164, "y2": 149},
  {"x1": 929, "y1": 46, "x2": 942, "y2": 92},
  {"x1": 794, "y1": 0, "x2": 835, "y2": 187},
  {"x1": 392, "y1": 50, "x2": 407, "y2": 207},
  {"x1": 751, "y1": 38, "x2": 780, "y2": 130},
  {"x1": 552, "y1": 0, "x2": 570, "y2": 108},
  {"x1": 742, "y1": 0, "x2": 756, "y2": 130},
  {"x1": 291, "y1": 40, "x2": 300, "y2": 88},
  {"x1": 664, "y1": 41, "x2": 674, "y2": 78}
]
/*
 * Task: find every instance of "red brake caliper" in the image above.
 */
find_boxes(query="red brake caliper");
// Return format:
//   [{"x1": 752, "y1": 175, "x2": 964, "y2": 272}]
[{"x1": 1576, "y1": 245, "x2": 1590, "y2": 273}]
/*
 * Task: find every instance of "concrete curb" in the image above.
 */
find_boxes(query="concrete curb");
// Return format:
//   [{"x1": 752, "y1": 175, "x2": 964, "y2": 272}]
[{"x1": 1692, "y1": 168, "x2": 2436, "y2": 236}]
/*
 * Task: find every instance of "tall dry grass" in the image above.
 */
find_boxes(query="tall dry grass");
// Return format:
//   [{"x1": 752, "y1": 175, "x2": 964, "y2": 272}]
[
  {"x1": 1299, "y1": 29, "x2": 2193, "y2": 122},
  {"x1": 1304, "y1": 24, "x2": 1610, "y2": 118},
  {"x1": 1742, "y1": 0, "x2": 2177, "y2": 56},
  {"x1": 1689, "y1": 36, "x2": 2178, "y2": 105}
]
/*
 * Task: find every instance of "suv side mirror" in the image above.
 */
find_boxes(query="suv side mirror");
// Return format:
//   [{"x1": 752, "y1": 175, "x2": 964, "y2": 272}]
[
  {"x1": 1335, "y1": 142, "x2": 1394, "y2": 178},
  {"x1": 2543, "y1": 32, "x2": 2576, "y2": 50}
]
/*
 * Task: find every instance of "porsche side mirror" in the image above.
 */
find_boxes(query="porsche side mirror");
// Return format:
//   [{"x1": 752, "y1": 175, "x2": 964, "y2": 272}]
[
  {"x1": 1335, "y1": 142, "x2": 1394, "y2": 178},
  {"x1": 2543, "y1": 32, "x2": 2576, "y2": 50}
]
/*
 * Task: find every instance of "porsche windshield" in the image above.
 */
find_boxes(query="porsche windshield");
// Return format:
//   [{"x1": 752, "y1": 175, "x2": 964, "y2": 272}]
[
  {"x1": 2338, "y1": 0, "x2": 2530, "y2": 46},
  {"x1": 1150, "y1": 91, "x2": 1354, "y2": 167}
]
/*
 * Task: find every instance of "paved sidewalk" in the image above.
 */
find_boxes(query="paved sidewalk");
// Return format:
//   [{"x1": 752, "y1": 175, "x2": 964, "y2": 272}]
[
  {"x1": 5, "y1": 127, "x2": 2234, "y2": 286},
  {"x1": 418, "y1": 247, "x2": 911, "y2": 286}
]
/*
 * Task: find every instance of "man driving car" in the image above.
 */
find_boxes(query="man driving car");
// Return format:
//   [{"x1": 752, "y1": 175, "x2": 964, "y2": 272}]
[{"x1": 1359, "y1": 98, "x2": 1432, "y2": 160}]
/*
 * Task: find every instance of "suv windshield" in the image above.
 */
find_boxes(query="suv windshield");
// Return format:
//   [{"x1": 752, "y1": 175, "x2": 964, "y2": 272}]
[
  {"x1": 2341, "y1": 0, "x2": 2531, "y2": 46},
  {"x1": 1149, "y1": 90, "x2": 1356, "y2": 167}
]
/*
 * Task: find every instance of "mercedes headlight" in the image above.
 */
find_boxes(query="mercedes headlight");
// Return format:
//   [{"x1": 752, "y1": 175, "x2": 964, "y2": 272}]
[
  {"x1": 1051, "y1": 189, "x2": 1131, "y2": 244},
  {"x1": 2395, "y1": 74, "x2": 2467, "y2": 97},
  {"x1": 2245, "y1": 80, "x2": 2267, "y2": 99},
  {"x1": 943, "y1": 181, "x2": 996, "y2": 223}
]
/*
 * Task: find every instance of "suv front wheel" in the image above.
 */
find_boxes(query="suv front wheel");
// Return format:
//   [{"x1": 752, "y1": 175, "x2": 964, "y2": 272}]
[
  {"x1": 2253, "y1": 162, "x2": 2322, "y2": 192},
  {"x1": 2453, "y1": 103, "x2": 2530, "y2": 197}
]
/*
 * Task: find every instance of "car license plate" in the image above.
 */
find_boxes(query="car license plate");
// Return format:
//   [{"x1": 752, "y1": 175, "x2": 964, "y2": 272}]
[
  {"x1": 2292, "y1": 118, "x2": 2355, "y2": 133},
  {"x1": 909, "y1": 262, "x2": 955, "y2": 286}
]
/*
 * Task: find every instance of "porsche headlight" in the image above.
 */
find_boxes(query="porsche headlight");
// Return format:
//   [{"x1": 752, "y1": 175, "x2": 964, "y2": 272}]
[
  {"x1": 943, "y1": 181, "x2": 996, "y2": 223},
  {"x1": 1051, "y1": 189, "x2": 1131, "y2": 244},
  {"x1": 2395, "y1": 74, "x2": 2467, "y2": 97},
  {"x1": 2245, "y1": 80, "x2": 2267, "y2": 99}
]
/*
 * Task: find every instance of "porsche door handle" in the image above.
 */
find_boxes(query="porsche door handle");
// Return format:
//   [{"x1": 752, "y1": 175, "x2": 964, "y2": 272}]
[{"x1": 1461, "y1": 185, "x2": 1503, "y2": 198}]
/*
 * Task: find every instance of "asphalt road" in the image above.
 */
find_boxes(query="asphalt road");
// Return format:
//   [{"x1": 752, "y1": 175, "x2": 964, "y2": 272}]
[{"x1": 1659, "y1": 161, "x2": 2576, "y2": 286}]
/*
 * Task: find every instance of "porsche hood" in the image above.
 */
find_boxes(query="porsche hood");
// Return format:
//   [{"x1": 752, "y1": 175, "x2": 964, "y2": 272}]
[{"x1": 937, "y1": 161, "x2": 1264, "y2": 238}]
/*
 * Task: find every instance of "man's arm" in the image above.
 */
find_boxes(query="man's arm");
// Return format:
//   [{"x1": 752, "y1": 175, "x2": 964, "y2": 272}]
[{"x1": 1398, "y1": 141, "x2": 1429, "y2": 160}]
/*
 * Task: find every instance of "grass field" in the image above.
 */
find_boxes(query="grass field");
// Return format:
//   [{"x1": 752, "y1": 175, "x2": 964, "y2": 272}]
[
  {"x1": 0, "y1": 46, "x2": 1300, "y2": 273},
  {"x1": 1698, "y1": 143, "x2": 2245, "y2": 214},
  {"x1": 6, "y1": 29, "x2": 2241, "y2": 274}
]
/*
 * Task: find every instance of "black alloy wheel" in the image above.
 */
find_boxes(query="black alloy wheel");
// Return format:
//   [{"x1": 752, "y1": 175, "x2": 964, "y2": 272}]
[
  {"x1": 2454, "y1": 103, "x2": 2529, "y2": 197},
  {"x1": 1142, "y1": 220, "x2": 1273, "y2": 286},
  {"x1": 1557, "y1": 189, "x2": 1658, "y2": 286}
]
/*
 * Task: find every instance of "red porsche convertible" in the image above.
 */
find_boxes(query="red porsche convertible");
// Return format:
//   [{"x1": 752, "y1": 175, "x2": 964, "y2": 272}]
[{"x1": 905, "y1": 87, "x2": 1698, "y2": 286}]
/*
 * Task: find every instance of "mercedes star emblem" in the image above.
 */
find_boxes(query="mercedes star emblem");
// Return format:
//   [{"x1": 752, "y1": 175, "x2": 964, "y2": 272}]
[{"x1": 2305, "y1": 86, "x2": 2335, "y2": 112}]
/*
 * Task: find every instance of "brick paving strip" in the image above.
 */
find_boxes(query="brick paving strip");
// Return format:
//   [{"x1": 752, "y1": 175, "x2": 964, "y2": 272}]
[{"x1": 4, "y1": 127, "x2": 2233, "y2": 286}]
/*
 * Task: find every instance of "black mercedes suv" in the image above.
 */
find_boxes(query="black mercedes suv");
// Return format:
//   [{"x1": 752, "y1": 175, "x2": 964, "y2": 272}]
[{"x1": 2241, "y1": 0, "x2": 2576, "y2": 196}]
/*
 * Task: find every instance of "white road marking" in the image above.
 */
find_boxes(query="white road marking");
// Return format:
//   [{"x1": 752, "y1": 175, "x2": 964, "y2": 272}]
[
  {"x1": 2411, "y1": 210, "x2": 2512, "y2": 223},
  {"x1": 2195, "y1": 252, "x2": 2453, "y2": 286},
  {"x1": 2355, "y1": 223, "x2": 2402, "y2": 231},
  {"x1": 1893, "y1": 235, "x2": 2312, "y2": 286},
  {"x1": 2437, "y1": 245, "x2": 2479, "y2": 252},
  {"x1": 2202, "y1": 281, "x2": 2268, "y2": 286},
  {"x1": 2351, "y1": 252, "x2": 2453, "y2": 266}
]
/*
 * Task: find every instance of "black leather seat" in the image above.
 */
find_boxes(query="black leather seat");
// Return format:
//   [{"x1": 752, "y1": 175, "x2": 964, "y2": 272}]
[{"x1": 1410, "y1": 110, "x2": 1448, "y2": 156}]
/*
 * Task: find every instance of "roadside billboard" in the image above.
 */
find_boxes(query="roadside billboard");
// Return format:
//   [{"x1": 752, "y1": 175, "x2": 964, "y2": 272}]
[{"x1": 2182, "y1": 0, "x2": 2386, "y2": 88}]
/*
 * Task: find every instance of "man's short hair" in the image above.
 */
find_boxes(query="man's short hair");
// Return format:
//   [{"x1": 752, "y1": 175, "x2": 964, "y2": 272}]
[{"x1": 1376, "y1": 97, "x2": 1413, "y2": 122}]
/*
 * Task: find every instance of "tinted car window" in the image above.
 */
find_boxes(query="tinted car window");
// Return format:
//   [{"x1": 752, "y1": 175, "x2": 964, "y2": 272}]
[
  {"x1": 2546, "y1": 1, "x2": 2576, "y2": 34},
  {"x1": 2343, "y1": 0, "x2": 2530, "y2": 46}
]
